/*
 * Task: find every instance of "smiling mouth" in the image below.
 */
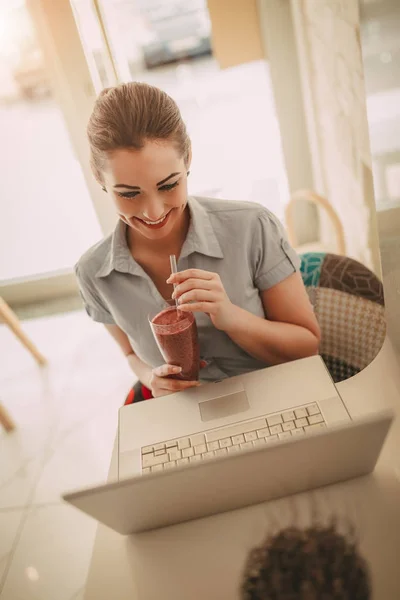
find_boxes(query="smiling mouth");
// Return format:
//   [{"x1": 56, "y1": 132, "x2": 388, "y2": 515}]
[{"x1": 135, "y1": 210, "x2": 172, "y2": 228}]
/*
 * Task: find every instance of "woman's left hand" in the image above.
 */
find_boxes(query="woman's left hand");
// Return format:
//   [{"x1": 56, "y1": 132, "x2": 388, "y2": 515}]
[{"x1": 167, "y1": 269, "x2": 236, "y2": 332}]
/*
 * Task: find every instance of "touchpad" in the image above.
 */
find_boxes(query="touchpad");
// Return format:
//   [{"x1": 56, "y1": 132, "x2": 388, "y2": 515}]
[{"x1": 199, "y1": 391, "x2": 250, "y2": 422}]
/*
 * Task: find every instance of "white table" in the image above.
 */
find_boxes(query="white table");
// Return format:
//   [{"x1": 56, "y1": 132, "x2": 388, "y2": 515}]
[{"x1": 84, "y1": 338, "x2": 400, "y2": 600}]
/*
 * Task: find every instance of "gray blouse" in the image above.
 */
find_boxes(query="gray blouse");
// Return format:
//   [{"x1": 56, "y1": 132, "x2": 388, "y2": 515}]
[{"x1": 75, "y1": 196, "x2": 301, "y2": 382}]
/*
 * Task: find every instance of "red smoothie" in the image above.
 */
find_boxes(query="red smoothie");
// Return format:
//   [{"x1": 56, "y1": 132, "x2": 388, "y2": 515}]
[{"x1": 151, "y1": 307, "x2": 200, "y2": 381}]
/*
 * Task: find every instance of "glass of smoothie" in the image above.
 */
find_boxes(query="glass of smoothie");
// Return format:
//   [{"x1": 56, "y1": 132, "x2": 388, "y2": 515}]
[{"x1": 149, "y1": 304, "x2": 200, "y2": 381}]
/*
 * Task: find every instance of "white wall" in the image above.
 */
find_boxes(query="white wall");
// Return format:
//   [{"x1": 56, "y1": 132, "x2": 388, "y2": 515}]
[{"x1": 290, "y1": 0, "x2": 381, "y2": 275}]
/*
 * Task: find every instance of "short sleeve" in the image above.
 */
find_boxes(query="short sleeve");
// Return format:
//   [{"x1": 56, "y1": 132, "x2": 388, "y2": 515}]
[
  {"x1": 74, "y1": 263, "x2": 115, "y2": 324},
  {"x1": 252, "y1": 210, "x2": 301, "y2": 291}
]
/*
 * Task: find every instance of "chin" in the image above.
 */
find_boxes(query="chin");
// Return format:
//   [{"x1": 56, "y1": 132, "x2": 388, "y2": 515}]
[{"x1": 137, "y1": 223, "x2": 175, "y2": 240}]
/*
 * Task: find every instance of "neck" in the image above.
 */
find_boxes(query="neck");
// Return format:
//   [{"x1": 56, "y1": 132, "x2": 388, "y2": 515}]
[{"x1": 128, "y1": 205, "x2": 190, "y2": 258}]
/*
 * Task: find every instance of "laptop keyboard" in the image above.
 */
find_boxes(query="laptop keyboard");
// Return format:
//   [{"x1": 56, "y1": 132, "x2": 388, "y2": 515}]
[{"x1": 141, "y1": 402, "x2": 326, "y2": 473}]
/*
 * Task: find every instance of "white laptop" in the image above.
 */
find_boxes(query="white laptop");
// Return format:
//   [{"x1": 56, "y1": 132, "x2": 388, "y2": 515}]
[{"x1": 63, "y1": 355, "x2": 393, "y2": 534}]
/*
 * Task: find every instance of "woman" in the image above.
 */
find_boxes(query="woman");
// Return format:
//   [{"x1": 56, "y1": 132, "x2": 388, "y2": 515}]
[{"x1": 75, "y1": 82, "x2": 320, "y2": 399}]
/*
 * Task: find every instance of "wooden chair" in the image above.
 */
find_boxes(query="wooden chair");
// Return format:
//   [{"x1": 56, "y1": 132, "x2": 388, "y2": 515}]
[
  {"x1": 0, "y1": 297, "x2": 47, "y2": 432},
  {"x1": 285, "y1": 190, "x2": 346, "y2": 256}
]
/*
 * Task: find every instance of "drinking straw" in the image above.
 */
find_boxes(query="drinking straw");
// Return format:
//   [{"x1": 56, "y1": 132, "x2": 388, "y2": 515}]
[{"x1": 169, "y1": 255, "x2": 180, "y2": 312}]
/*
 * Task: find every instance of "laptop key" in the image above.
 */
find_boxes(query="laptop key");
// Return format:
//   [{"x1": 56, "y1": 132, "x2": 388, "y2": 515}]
[
  {"x1": 142, "y1": 446, "x2": 154, "y2": 455},
  {"x1": 153, "y1": 442, "x2": 166, "y2": 452},
  {"x1": 207, "y1": 441, "x2": 220, "y2": 451},
  {"x1": 282, "y1": 421, "x2": 295, "y2": 431},
  {"x1": 270, "y1": 424, "x2": 283, "y2": 435},
  {"x1": 295, "y1": 418, "x2": 308, "y2": 428},
  {"x1": 142, "y1": 467, "x2": 151, "y2": 474},
  {"x1": 267, "y1": 435, "x2": 279, "y2": 443},
  {"x1": 215, "y1": 448, "x2": 227, "y2": 457},
  {"x1": 254, "y1": 438, "x2": 267, "y2": 447},
  {"x1": 190, "y1": 433, "x2": 206, "y2": 447},
  {"x1": 151, "y1": 464, "x2": 163, "y2": 472},
  {"x1": 194, "y1": 444, "x2": 207, "y2": 455},
  {"x1": 240, "y1": 441, "x2": 254, "y2": 451},
  {"x1": 219, "y1": 437, "x2": 232, "y2": 448},
  {"x1": 168, "y1": 449, "x2": 182, "y2": 461},
  {"x1": 295, "y1": 408, "x2": 308, "y2": 419},
  {"x1": 307, "y1": 404, "x2": 320, "y2": 416},
  {"x1": 178, "y1": 438, "x2": 190, "y2": 450},
  {"x1": 154, "y1": 449, "x2": 166, "y2": 456},
  {"x1": 304, "y1": 423, "x2": 326, "y2": 434},
  {"x1": 189, "y1": 454, "x2": 202, "y2": 463},
  {"x1": 292, "y1": 428, "x2": 304, "y2": 436},
  {"x1": 257, "y1": 427, "x2": 270, "y2": 438},
  {"x1": 205, "y1": 418, "x2": 267, "y2": 443},
  {"x1": 182, "y1": 447, "x2": 194, "y2": 458},
  {"x1": 244, "y1": 431, "x2": 257, "y2": 442},
  {"x1": 165, "y1": 440, "x2": 178, "y2": 449},
  {"x1": 308, "y1": 414, "x2": 324, "y2": 425},
  {"x1": 204, "y1": 451, "x2": 215, "y2": 460},
  {"x1": 232, "y1": 434, "x2": 245, "y2": 445},
  {"x1": 177, "y1": 457, "x2": 189, "y2": 466},
  {"x1": 142, "y1": 453, "x2": 169, "y2": 468},
  {"x1": 267, "y1": 414, "x2": 283, "y2": 426},
  {"x1": 164, "y1": 461, "x2": 176, "y2": 470},
  {"x1": 278, "y1": 431, "x2": 292, "y2": 441},
  {"x1": 282, "y1": 411, "x2": 295, "y2": 422}
]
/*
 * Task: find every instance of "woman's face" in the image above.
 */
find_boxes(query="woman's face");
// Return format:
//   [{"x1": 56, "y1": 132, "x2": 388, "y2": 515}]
[{"x1": 102, "y1": 140, "x2": 190, "y2": 241}]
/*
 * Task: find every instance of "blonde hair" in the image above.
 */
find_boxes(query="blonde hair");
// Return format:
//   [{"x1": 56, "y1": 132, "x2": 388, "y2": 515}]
[{"x1": 87, "y1": 82, "x2": 191, "y2": 183}]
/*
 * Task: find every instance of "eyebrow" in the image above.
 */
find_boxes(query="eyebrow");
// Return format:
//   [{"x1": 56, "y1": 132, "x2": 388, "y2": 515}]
[
  {"x1": 157, "y1": 172, "x2": 180, "y2": 186},
  {"x1": 113, "y1": 172, "x2": 181, "y2": 190}
]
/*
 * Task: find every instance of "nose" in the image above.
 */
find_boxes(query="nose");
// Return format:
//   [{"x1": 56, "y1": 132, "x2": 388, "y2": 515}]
[{"x1": 141, "y1": 195, "x2": 165, "y2": 221}]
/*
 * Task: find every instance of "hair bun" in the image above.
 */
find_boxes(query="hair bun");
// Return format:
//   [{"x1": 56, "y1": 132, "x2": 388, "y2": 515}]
[{"x1": 99, "y1": 87, "x2": 113, "y2": 98}]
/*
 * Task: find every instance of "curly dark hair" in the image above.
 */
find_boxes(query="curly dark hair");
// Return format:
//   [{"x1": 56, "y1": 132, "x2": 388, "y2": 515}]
[{"x1": 241, "y1": 524, "x2": 371, "y2": 600}]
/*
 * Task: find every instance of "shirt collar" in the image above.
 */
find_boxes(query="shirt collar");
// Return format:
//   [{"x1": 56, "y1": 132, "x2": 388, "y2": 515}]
[
  {"x1": 180, "y1": 196, "x2": 224, "y2": 260},
  {"x1": 95, "y1": 196, "x2": 223, "y2": 279}
]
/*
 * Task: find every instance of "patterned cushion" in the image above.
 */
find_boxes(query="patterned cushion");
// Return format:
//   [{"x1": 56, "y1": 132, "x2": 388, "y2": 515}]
[
  {"x1": 314, "y1": 287, "x2": 386, "y2": 373},
  {"x1": 320, "y1": 355, "x2": 360, "y2": 382},
  {"x1": 300, "y1": 252, "x2": 386, "y2": 383},
  {"x1": 319, "y1": 253, "x2": 384, "y2": 305},
  {"x1": 300, "y1": 252, "x2": 326, "y2": 287}
]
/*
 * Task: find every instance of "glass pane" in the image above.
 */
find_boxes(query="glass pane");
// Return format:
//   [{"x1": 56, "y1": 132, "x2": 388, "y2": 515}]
[
  {"x1": 70, "y1": 0, "x2": 116, "y2": 92},
  {"x1": 361, "y1": 0, "x2": 400, "y2": 207},
  {"x1": 0, "y1": 1, "x2": 102, "y2": 281}
]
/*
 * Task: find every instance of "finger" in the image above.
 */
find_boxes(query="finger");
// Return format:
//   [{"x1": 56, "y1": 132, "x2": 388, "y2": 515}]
[
  {"x1": 153, "y1": 364, "x2": 182, "y2": 378},
  {"x1": 167, "y1": 269, "x2": 215, "y2": 285},
  {"x1": 158, "y1": 378, "x2": 200, "y2": 392},
  {"x1": 178, "y1": 289, "x2": 216, "y2": 305},
  {"x1": 178, "y1": 301, "x2": 215, "y2": 314},
  {"x1": 172, "y1": 277, "x2": 216, "y2": 299}
]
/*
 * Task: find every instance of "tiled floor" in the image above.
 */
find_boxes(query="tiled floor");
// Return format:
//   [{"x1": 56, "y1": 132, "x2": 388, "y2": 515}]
[{"x1": 0, "y1": 311, "x2": 133, "y2": 599}]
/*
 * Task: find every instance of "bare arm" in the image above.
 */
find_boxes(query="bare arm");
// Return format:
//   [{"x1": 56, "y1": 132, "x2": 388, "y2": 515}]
[
  {"x1": 171, "y1": 269, "x2": 320, "y2": 366},
  {"x1": 224, "y1": 273, "x2": 321, "y2": 365}
]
